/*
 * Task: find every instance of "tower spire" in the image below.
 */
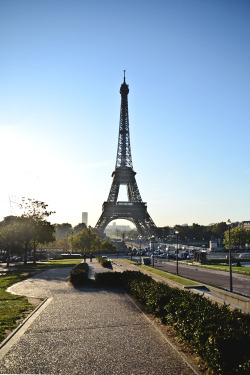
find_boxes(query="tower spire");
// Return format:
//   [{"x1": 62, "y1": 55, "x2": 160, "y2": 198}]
[{"x1": 124, "y1": 69, "x2": 126, "y2": 83}]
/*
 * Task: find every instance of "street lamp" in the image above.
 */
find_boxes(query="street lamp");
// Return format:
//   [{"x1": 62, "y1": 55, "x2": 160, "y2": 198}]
[
  {"x1": 175, "y1": 230, "x2": 179, "y2": 274},
  {"x1": 138, "y1": 236, "x2": 142, "y2": 264},
  {"x1": 227, "y1": 219, "x2": 233, "y2": 292},
  {"x1": 151, "y1": 235, "x2": 155, "y2": 268}
]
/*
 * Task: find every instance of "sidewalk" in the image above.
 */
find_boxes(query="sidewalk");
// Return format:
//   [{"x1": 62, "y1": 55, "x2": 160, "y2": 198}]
[{"x1": 0, "y1": 260, "x2": 200, "y2": 375}]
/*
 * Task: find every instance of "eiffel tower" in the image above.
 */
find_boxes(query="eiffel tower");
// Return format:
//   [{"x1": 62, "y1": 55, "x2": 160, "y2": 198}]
[{"x1": 95, "y1": 72, "x2": 157, "y2": 236}]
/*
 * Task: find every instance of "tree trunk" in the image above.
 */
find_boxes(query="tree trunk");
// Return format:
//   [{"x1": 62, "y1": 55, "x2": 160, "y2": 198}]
[
  {"x1": 23, "y1": 243, "x2": 28, "y2": 264},
  {"x1": 33, "y1": 241, "x2": 36, "y2": 264},
  {"x1": 6, "y1": 245, "x2": 10, "y2": 267}
]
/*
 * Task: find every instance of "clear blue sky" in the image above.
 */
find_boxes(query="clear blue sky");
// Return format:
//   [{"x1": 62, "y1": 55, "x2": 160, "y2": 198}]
[{"x1": 1, "y1": 0, "x2": 250, "y2": 228}]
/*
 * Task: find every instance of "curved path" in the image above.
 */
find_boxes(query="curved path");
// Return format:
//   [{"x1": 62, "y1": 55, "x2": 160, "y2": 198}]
[{"x1": 0, "y1": 262, "x2": 199, "y2": 375}]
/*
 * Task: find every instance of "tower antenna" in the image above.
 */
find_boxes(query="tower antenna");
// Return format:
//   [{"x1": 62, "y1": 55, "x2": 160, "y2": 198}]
[{"x1": 124, "y1": 70, "x2": 126, "y2": 82}]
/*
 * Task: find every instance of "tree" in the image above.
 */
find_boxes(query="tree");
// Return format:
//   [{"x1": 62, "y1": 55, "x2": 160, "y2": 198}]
[
  {"x1": 18, "y1": 197, "x2": 55, "y2": 220},
  {"x1": 209, "y1": 222, "x2": 228, "y2": 239},
  {"x1": 69, "y1": 228, "x2": 101, "y2": 254},
  {"x1": 30, "y1": 220, "x2": 55, "y2": 261},
  {"x1": 223, "y1": 227, "x2": 250, "y2": 249},
  {"x1": 101, "y1": 239, "x2": 118, "y2": 253},
  {"x1": 157, "y1": 226, "x2": 171, "y2": 240},
  {"x1": 0, "y1": 216, "x2": 26, "y2": 266},
  {"x1": 18, "y1": 198, "x2": 55, "y2": 263},
  {"x1": 73, "y1": 223, "x2": 87, "y2": 233},
  {"x1": 54, "y1": 223, "x2": 73, "y2": 239}
]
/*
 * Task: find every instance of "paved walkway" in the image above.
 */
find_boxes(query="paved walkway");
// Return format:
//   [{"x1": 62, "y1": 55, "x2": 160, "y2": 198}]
[{"x1": 0, "y1": 260, "x2": 199, "y2": 375}]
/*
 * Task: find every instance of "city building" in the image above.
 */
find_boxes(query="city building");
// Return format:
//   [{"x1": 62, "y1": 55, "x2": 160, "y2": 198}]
[
  {"x1": 104, "y1": 221, "x2": 131, "y2": 233},
  {"x1": 241, "y1": 221, "x2": 250, "y2": 230},
  {"x1": 82, "y1": 212, "x2": 88, "y2": 226}
]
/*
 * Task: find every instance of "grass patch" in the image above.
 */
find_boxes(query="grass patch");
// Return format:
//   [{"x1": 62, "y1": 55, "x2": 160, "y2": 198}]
[
  {"x1": 122, "y1": 259, "x2": 199, "y2": 286},
  {"x1": 0, "y1": 258, "x2": 82, "y2": 343},
  {"x1": 0, "y1": 273, "x2": 34, "y2": 342},
  {"x1": 121, "y1": 259, "x2": 137, "y2": 264},
  {"x1": 195, "y1": 264, "x2": 250, "y2": 276},
  {"x1": 121, "y1": 258, "x2": 198, "y2": 286},
  {"x1": 137, "y1": 265, "x2": 198, "y2": 286}
]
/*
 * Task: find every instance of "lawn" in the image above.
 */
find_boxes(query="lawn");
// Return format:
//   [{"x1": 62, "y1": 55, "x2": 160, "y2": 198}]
[
  {"x1": 120, "y1": 259, "x2": 198, "y2": 286},
  {"x1": 0, "y1": 273, "x2": 35, "y2": 342},
  {"x1": 0, "y1": 259, "x2": 82, "y2": 343},
  {"x1": 137, "y1": 265, "x2": 198, "y2": 286},
  {"x1": 196, "y1": 263, "x2": 250, "y2": 276}
]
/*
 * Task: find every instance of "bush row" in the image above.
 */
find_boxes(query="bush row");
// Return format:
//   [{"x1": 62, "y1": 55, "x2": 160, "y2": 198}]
[
  {"x1": 68, "y1": 262, "x2": 89, "y2": 286},
  {"x1": 95, "y1": 256, "x2": 112, "y2": 269},
  {"x1": 94, "y1": 270, "x2": 250, "y2": 375}
]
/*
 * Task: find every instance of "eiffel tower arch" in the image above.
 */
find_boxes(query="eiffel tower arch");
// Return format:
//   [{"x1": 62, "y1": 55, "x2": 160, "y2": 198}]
[{"x1": 95, "y1": 72, "x2": 157, "y2": 237}]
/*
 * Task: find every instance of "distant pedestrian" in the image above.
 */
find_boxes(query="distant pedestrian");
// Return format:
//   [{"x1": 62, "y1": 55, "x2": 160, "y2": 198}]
[
  {"x1": 90, "y1": 254, "x2": 92, "y2": 262},
  {"x1": 83, "y1": 254, "x2": 86, "y2": 262}
]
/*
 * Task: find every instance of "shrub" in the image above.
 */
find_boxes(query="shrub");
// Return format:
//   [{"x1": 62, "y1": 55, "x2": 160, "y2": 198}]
[
  {"x1": 95, "y1": 272, "x2": 123, "y2": 287},
  {"x1": 96, "y1": 256, "x2": 112, "y2": 269},
  {"x1": 69, "y1": 262, "x2": 89, "y2": 286}
]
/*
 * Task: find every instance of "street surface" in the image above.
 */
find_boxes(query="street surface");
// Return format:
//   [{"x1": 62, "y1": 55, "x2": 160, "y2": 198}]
[
  {"x1": 128, "y1": 256, "x2": 250, "y2": 296},
  {"x1": 0, "y1": 262, "x2": 199, "y2": 375}
]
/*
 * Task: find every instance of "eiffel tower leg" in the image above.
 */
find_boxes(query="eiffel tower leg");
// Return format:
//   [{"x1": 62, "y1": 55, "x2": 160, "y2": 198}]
[{"x1": 95, "y1": 212, "x2": 111, "y2": 235}]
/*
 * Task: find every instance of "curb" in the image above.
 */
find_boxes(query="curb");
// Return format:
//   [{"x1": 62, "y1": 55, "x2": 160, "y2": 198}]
[
  {"x1": 0, "y1": 298, "x2": 52, "y2": 360},
  {"x1": 126, "y1": 292, "x2": 202, "y2": 375}
]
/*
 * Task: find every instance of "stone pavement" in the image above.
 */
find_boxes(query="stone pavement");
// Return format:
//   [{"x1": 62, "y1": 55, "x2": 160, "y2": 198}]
[{"x1": 0, "y1": 260, "x2": 200, "y2": 375}]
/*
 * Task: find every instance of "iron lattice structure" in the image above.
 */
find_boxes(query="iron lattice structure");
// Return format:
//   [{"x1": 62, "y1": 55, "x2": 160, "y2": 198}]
[{"x1": 95, "y1": 73, "x2": 157, "y2": 236}]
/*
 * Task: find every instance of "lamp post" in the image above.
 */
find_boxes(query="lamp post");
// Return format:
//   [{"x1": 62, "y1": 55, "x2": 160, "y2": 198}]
[
  {"x1": 151, "y1": 235, "x2": 155, "y2": 267},
  {"x1": 227, "y1": 219, "x2": 233, "y2": 292},
  {"x1": 175, "y1": 230, "x2": 179, "y2": 274},
  {"x1": 139, "y1": 236, "x2": 142, "y2": 264}
]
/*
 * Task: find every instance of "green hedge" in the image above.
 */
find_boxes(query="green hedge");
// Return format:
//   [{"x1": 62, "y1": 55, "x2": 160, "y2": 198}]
[
  {"x1": 94, "y1": 270, "x2": 250, "y2": 375},
  {"x1": 69, "y1": 262, "x2": 89, "y2": 286},
  {"x1": 95, "y1": 256, "x2": 112, "y2": 269},
  {"x1": 95, "y1": 271, "x2": 122, "y2": 286}
]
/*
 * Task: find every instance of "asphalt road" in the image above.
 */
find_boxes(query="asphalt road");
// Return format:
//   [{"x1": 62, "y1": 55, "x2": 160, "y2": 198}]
[
  {"x1": 154, "y1": 260, "x2": 250, "y2": 296},
  {"x1": 0, "y1": 263, "x2": 199, "y2": 375}
]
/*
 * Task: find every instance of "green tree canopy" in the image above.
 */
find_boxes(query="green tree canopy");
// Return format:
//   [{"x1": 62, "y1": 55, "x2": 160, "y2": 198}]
[
  {"x1": 54, "y1": 223, "x2": 73, "y2": 239},
  {"x1": 69, "y1": 228, "x2": 101, "y2": 254},
  {"x1": 223, "y1": 227, "x2": 250, "y2": 249},
  {"x1": 101, "y1": 239, "x2": 118, "y2": 253},
  {"x1": 73, "y1": 223, "x2": 87, "y2": 233},
  {"x1": 0, "y1": 198, "x2": 55, "y2": 264}
]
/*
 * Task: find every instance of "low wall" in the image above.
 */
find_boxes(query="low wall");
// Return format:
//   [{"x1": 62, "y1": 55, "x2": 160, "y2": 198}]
[{"x1": 209, "y1": 286, "x2": 250, "y2": 312}]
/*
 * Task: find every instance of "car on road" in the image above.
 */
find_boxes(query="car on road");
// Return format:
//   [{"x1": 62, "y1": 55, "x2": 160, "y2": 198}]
[
  {"x1": 239, "y1": 253, "x2": 250, "y2": 258},
  {"x1": 159, "y1": 253, "x2": 167, "y2": 259}
]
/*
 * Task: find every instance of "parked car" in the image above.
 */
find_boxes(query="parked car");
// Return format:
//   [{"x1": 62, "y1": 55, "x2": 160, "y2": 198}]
[
  {"x1": 9, "y1": 256, "x2": 21, "y2": 262},
  {"x1": 239, "y1": 253, "x2": 250, "y2": 258},
  {"x1": 0, "y1": 255, "x2": 7, "y2": 262},
  {"x1": 159, "y1": 253, "x2": 167, "y2": 259}
]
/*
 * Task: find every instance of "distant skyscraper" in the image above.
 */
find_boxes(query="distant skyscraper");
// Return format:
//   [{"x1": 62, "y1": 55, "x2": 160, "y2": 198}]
[{"x1": 82, "y1": 212, "x2": 88, "y2": 226}]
